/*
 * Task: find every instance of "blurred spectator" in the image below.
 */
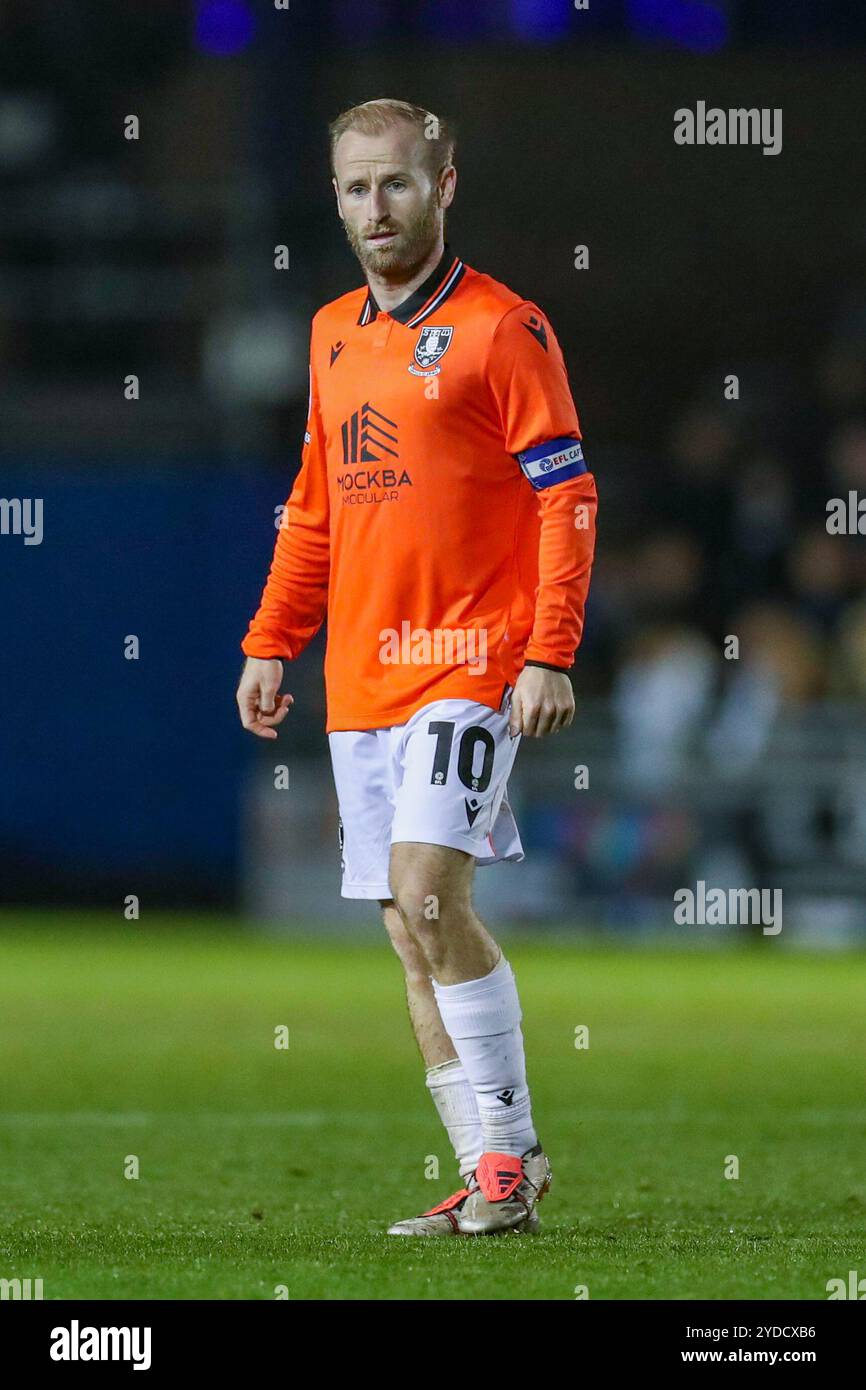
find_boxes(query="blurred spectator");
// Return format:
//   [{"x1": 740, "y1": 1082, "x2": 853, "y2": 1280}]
[
  {"x1": 613, "y1": 625, "x2": 716, "y2": 792},
  {"x1": 707, "y1": 603, "x2": 826, "y2": 774}
]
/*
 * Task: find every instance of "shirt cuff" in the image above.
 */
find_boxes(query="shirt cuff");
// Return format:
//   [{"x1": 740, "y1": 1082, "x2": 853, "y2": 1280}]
[{"x1": 523, "y1": 659, "x2": 572, "y2": 674}]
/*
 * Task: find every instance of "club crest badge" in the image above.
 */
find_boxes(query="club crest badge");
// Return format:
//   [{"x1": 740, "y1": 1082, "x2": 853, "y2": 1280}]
[{"x1": 409, "y1": 325, "x2": 453, "y2": 376}]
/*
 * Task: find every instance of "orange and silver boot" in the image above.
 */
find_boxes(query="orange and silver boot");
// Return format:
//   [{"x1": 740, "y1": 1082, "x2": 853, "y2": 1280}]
[
  {"x1": 457, "y1": 1143, "x2": 551, "y2": 1235},
  {"x1": 387, "y1": 1183, "x2": 477, "y2": 1236},
  {"x1": 387, "y1": 1145, "x2": 549, "y2": 1236}
]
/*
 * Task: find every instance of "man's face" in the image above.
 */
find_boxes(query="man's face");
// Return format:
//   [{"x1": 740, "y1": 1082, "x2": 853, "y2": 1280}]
[{"x1": 332, "y1": 123, "x2": 454, "y2": 280}]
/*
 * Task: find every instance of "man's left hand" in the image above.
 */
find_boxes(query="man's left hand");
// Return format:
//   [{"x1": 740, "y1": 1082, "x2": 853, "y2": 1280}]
[{"x1": 509, "y1": 666, "x2": 575, "y2": 738}]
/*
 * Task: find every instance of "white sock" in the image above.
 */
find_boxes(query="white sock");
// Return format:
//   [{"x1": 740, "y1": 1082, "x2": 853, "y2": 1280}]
[
  {"x1": 425, "y1": 1057, "x2": 483, "y2": 1182},
  {"x1": 431, "y1": 955, "x2": 538, "y2": 1158}
]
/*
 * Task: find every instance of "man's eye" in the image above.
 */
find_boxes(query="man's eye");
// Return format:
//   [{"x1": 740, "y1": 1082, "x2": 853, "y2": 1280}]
[{"x1": 389, "y1": 181, "x2": 406, "y2": 190}]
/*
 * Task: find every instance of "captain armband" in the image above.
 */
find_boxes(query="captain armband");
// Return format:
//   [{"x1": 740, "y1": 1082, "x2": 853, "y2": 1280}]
[{"x1": 516, "y1": 437, "x2": 588, "y2": 490}]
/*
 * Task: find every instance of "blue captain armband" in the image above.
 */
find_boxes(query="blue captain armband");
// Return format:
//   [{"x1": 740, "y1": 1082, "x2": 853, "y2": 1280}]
[{"x1": 516, "y1": 437, "x2": 587, "y2": 490}]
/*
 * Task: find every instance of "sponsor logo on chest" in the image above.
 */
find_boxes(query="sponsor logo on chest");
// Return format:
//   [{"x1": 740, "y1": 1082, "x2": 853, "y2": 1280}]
[{"x1": 337, "y1": 400, "x2": 412, "y2": 504}]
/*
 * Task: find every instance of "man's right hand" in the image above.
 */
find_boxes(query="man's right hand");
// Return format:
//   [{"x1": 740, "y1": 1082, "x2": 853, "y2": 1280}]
[{"x1": 236, "y1": 657, "x2": 293, "y2": 739}]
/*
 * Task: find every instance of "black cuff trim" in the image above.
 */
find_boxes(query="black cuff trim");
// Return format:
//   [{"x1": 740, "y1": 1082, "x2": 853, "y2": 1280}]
[{"x1": 524, "y1": 659, "x2": 572, "y2": 674}]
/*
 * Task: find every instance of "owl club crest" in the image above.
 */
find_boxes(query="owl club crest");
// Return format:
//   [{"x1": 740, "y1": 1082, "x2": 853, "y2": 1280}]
[{"x1": 410, "y1": 325, "x2": 454, "y2": 375}]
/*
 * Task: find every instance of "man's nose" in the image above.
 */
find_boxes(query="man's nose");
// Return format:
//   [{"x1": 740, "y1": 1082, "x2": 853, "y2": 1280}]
[{"x1": 368, "y1": 186, "x2": 387, "y2": 221}]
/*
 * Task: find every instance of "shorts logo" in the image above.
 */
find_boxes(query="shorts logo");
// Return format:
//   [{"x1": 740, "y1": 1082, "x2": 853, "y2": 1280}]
[
  {"x1": 409, "y1": 325, "x2": 453, "y2": 376},
  {"x1": 465, "y1": 797, "x2": 483, "y2": 827}
]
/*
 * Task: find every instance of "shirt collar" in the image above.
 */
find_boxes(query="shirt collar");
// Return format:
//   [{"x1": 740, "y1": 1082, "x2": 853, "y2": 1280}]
[{"x1": 357, "y1": 242, "x2": 465, "y2": 329}]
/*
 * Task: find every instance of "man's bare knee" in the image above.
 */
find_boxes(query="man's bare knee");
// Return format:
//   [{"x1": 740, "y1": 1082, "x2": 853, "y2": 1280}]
[
  {"x1": 388, "y1": 844, "x2": 474, "y2": 930},
  {"x1": 379, "y1": 897, "x2": 431, "y2": 982}
]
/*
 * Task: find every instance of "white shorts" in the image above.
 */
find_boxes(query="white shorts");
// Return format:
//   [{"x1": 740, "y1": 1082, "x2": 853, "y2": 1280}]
[{"x1": 328, "y1": 691, "x2": 525, "y2": 899}]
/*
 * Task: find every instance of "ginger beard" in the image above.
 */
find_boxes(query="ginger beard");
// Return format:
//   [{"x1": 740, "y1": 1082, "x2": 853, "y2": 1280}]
[{"x1": 342, "y1": 180, "x2": 443, "y2": 285}]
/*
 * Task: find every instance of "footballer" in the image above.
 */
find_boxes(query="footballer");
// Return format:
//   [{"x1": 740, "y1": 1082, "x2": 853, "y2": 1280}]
[{"x1": 237, "y1": 99, "x2": 597, "y2": 1236}]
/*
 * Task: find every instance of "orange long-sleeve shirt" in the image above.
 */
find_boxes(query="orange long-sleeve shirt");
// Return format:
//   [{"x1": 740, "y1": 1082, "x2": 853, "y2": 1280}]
[{"x1": 242, "y1": 245, "x2": 598, "y2": 732}]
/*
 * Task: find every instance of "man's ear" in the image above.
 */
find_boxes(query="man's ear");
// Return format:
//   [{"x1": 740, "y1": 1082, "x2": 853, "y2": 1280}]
[
  {"x1": 332, "y1": 176, "x2": 344, "y2": 221},
  {"x1": 437, "y1": 163, "x2": 457, "y2": 212}
]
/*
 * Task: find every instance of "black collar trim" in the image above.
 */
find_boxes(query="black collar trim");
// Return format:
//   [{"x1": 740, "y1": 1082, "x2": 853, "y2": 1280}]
[{"x1": 357, "y1": 244, "x2": 465, "y2": 329}]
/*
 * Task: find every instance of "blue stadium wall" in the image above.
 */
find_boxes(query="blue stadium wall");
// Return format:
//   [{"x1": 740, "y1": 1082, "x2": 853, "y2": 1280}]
[{"x1": 0, "y1": 461, "x2": 306, "y2": 908}]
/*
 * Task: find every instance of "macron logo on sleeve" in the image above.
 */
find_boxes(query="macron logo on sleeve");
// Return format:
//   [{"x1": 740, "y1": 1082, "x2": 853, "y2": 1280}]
[
  {"x1": 517, "y1": 437, "x2": 587, "y2": 490},
  {"x1": 522, "y1": 314, "x2": 548, "y2": 351}
]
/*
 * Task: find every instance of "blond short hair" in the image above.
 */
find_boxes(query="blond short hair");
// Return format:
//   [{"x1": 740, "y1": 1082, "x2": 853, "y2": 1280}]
[{"x1": 329, "y1": 98, "x2": 456, "y2": 179}]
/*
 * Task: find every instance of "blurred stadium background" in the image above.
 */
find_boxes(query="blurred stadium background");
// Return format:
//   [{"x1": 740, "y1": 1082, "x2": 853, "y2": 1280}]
[{"x1": 2, "y1": 0, "x2": 865, "y2": 943}]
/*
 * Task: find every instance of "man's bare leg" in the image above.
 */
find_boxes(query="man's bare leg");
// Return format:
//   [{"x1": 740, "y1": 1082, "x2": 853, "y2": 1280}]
[
  {"x1": 388, "y1": 841, "x2": 538, "y2": 1160},
  {"x1": 384, "y1": 842, "x2": 549, "y2": 1235},
  {"x1": 378, "y1": 897, "x2": 455, "y2": 1067},
  {"x1": 378, "y1": 894, "x2": 483, "y2": 1184},
  {"x1": 386, "y1": 842, "x2": 499, "y2": 985}
]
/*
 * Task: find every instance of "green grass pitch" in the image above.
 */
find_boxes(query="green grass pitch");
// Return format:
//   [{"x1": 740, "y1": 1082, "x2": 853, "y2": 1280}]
[{"x1": 1, "y1": 913, "x2": 864, "y2": 1300}]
